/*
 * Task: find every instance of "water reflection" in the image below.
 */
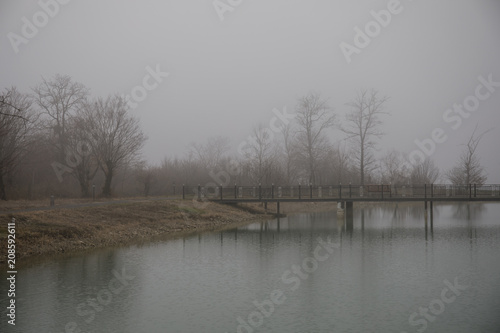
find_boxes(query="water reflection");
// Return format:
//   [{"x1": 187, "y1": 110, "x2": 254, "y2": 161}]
[
  {"x1": 3, "y1": 202, "x2": 499, "y2": 333},
  {"x1": 230, "y1": 202, "x2": 489, "y2": 254},
  {"x1": 453, "y1": 202, "x2": 486, "y2": 220}
]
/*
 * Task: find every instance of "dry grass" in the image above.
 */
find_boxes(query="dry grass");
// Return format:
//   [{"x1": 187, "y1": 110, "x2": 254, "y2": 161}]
[{"x1": 0, "y1": 198, "x2": 336, "y2": 261}]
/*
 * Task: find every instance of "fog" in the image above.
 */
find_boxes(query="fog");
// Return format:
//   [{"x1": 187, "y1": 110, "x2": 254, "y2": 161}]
[{"x1": 1, "y1": 0, "x2": 499, "y2": 182}]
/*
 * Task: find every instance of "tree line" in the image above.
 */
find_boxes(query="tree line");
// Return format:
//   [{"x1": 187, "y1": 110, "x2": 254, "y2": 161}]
[{"x1": 0, "y1": 75, "x2": 489, "y2": 200}]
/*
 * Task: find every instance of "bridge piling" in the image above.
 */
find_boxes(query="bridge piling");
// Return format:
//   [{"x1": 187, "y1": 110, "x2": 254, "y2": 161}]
[{"x1": 345, "y1": 201, "x2": 354, "y2": 233}]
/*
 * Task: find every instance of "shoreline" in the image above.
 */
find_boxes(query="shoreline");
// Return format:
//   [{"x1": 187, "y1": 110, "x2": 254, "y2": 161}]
[{"x1": 0, "y1": 199, "x2": 336, "y2": 262}]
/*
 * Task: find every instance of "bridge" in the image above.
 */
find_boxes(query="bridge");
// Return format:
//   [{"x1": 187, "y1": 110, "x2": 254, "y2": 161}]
[{"x1": 183, "y1": 183, "x2": 500, "y2": 215}]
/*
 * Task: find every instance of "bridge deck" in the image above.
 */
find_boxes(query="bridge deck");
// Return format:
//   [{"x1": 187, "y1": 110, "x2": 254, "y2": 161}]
[
  {"x1": 213, "y1": 197, "x2": 500, "y2": 203},
  {"x1": 183, "y1": 183, "x2": 500, "y2": 203}
]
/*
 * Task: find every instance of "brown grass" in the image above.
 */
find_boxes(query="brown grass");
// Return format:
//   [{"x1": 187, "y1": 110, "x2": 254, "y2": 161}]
[{"x1": 0, "y1": 199, "x2": 336, "y2": 261}]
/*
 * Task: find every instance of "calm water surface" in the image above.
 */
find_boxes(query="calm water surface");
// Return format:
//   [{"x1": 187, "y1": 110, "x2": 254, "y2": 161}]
[{"x1": 2, "y1": 202, "x2": 500, "y2": 332}]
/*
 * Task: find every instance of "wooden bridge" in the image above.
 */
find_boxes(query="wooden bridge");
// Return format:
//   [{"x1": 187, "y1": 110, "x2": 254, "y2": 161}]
[{"x1": 181, "y1": 183, "x2": 500, "y2": 214}]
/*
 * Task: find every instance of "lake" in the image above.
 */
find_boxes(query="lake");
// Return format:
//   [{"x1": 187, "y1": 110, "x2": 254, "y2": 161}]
[{"x1": 2, "y1": 202, "x2": 500, "y2": 332}]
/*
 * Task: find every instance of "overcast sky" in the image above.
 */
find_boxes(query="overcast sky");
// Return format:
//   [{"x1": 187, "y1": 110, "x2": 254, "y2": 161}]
[{"x1": 1, "y1": 0, "x2": 499, "y2": 182}]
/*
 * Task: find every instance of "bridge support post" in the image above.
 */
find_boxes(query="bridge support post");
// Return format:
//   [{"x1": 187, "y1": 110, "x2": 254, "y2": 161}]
[
  {"x1": 345, "y1": 201, "x2": 353, "y2": 233},
  {"x1": 234, "y1": 184, "x2": 237, "y2": 199},
  {"x1": 277, "y1": 201, "x2": 280, "y2": 215}
]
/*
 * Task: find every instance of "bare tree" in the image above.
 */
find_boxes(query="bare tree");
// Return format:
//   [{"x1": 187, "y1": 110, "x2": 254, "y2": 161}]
[
  {"x1": 295, "y1": 92, "x2": 335, "y2": 185},
  {"x1": 279, "y1": 122, "x2": 299, "y2": 185},
  {"x1": 380, "y1": 149, "x2": 410, "y2": 185},
  {"x1": 342, "y1": 89, "x2": 389, "y2": 185},
  {"x1": 64, "y1": 116, "x2": 99, "y2": 197},
  {"x1": 189, "y1": 136, "x2": 231, "y2": 170},
  {"x1": 0, "y1": 88, "x2": 36, "y2": 200},
  {"x1": 0, "y1": 92, "x2": 29, "y2": 122},
  {"x1": 81, "y1": 95, "x2": 147, "y2": 197},
  {"x1": 135, "y1": 161, "x2": 157, "y2": 197},
  {"x1": 332, "y1": 142, "x2": 352, "y2": 184},
  {"x1": 33, "y1": 74, "x2": 89, "y2": 161},
  {"x1": 410, "y1": 157, "x2": 440, "y2": 184},
  {"x1": 242, "y1": 123, "x2": 279, "y2": 185},
  {"x1": 446, "y1": 127, "x2": 489, "y2": 185}
]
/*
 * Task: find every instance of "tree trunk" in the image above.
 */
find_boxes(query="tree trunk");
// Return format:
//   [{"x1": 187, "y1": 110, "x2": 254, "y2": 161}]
[
  {"x1": 0, "y1": 173, "x2": 6, "y2": 201},
  {"x1": 360, "y1": 148, "x2": 365, "y2": 186},
  {"x1": 102, "y1": 165, "x2": 113, "y2": 197},
  {"x1": 0, "y1": 160, "x2": 6, "y2": 200}
]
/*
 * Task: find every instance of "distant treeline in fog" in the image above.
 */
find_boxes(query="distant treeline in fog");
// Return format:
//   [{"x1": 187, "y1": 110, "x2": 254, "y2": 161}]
[{"x1": 0, "y1": 75, "x2": 489, "y2": 200}]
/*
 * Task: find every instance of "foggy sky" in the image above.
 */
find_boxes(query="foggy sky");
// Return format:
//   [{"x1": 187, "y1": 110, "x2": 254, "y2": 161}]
[{"x1": 1, "y1": 0, "x2": 499, "y2": 182}]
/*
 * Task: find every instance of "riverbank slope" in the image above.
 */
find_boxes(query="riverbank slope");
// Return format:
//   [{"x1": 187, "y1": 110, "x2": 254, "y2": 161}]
[{"x1": 0, "y1": 199, "x2": 335, "y2": 261}]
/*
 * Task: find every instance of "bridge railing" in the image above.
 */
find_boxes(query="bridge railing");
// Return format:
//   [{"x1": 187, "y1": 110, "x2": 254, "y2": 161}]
[{"x1": 181, "y1": 184, "x2": 500, "y2": 201}]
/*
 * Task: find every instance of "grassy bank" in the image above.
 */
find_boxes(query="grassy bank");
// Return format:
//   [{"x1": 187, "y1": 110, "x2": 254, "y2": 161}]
[{"x1": 0, "y1": 199, "x2": 335, "y2": 261}]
